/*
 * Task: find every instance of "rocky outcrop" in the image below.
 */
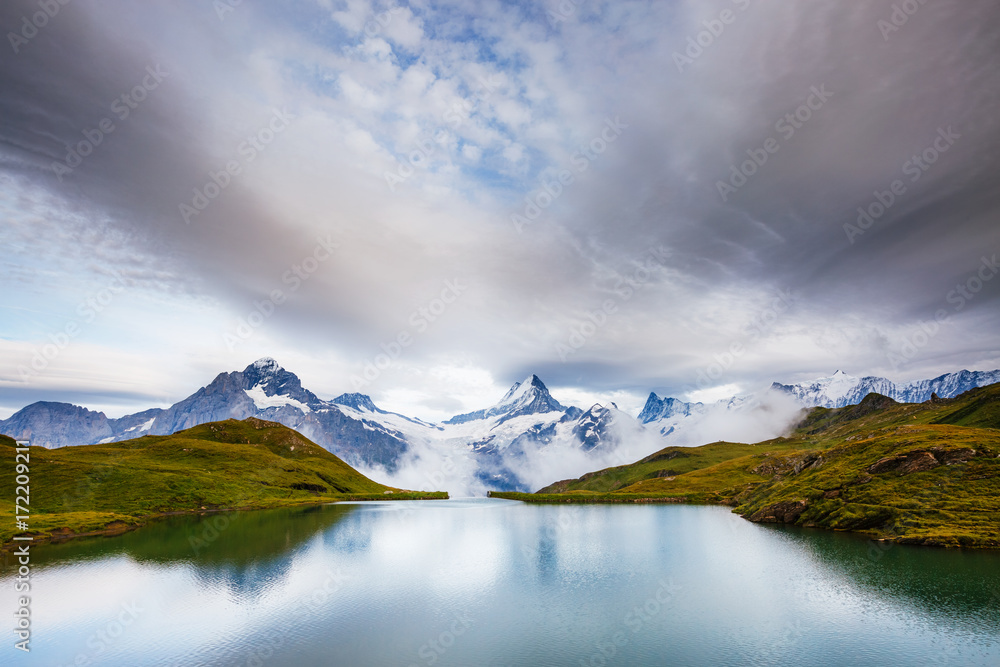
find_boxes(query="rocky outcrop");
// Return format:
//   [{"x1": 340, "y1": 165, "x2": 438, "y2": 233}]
[
  {"x1": 867, "y1": 447, "x2": 976, "y2": 475},
  {"x1": 748, "y1": 499, "x2": 808, "y2": 523}
]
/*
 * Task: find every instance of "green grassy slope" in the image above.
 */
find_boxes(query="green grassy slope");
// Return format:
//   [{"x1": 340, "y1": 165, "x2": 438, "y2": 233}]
[
  {"x1": 536, "y1": 439, "x2": 804, "y2": 494},
  {"x1": 0, "y1": 417, "x2": 445, "y2": 546},
  {"x1": 493, "y1": 385, "x2": 1000, "y2": 547}
]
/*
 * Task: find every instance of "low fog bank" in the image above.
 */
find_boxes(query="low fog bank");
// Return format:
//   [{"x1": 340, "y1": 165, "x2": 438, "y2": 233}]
[
  {"x1": 360, "y1": 391, "x2": 806, "y2": 496},
  {"x1": 661, "y1": 390, "x2": 806, "y2": 447}
]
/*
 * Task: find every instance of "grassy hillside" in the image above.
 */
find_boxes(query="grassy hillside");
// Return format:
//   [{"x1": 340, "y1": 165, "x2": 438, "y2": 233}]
[
  {"x1": 0, "y1": 417, "x2": 445, "y2": 547},
  {"x1": 493, "y1": 385, "x2": 1000, "y2": 548}
]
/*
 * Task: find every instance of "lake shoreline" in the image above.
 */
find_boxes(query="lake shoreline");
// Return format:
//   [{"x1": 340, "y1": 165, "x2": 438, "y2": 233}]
[
  {"x1": 1, "y1": 491, "x2": 449, "y2": 552},
  {"x1": 487, "y1": 491, "x2": 1000, "y2": 550}
]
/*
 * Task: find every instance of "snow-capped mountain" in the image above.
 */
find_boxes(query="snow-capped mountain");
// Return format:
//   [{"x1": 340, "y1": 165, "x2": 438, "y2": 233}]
[
  {"x1": 637, "y1": 394, "x2": 706, "y2": 436},
  {"x1": 573, "y1": 403, "x2": 632, "y2": 451},
  {"x1": 428, "y1": 374, "x2": 588, "y2": 490},
  {"x1": 0, "y1": 358, "x2": 429, "y2": 471},
  {"x1": 4, "y1": 361, "x2": 998, "y2": 494},
  {"x1": 445, "y1": 374, "x2": 567, "y2": 425},
  {"x1": 636, "y1": 368, "x2": 1000, "y2": 442},
  {"x1": 0, "y1": 362, "x2": 618, "y2": 488},
  {"x1": 637, "y1": 395, "x2": 701, "y2": 423},
  {"x1": 770, "y1": 369, "x2": 1000, "y2": 408}
]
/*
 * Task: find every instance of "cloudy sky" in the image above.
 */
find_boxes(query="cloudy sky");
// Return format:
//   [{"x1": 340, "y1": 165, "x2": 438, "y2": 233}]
[{"x1": 1, "y1": 0, "x2": 999, "y2": 422}]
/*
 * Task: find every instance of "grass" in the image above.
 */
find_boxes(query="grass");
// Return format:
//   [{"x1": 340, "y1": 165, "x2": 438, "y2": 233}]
[
  {"x1": 0, "y1": 417, "x2": 446, "y2": 548},
  {"x1": 496, "y1": 385, "x2": 1000, "y2": 548}
]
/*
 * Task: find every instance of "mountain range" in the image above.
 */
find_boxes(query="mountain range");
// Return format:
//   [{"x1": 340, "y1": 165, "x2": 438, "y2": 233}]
[
  {"x1": 3, "y1": 361, "x2": 998, "y2": 492},
  {"x1": 636, "y1": 369, "x2": 1000, "y2": 436}
]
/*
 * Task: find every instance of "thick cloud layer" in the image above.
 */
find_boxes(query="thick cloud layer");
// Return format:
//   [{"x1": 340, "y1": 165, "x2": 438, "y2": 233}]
[{"x1": 2, "y1": 0, "x2": 999, "y2": 420}]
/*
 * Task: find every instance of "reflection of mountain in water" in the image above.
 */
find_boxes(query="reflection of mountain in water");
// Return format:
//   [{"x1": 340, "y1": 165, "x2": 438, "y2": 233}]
[
  {"x1": 26, "y1": 503, "x2": 361, "y2": 592},
  {"x1": 318, "y1": 508, "x2": 375, "y2": 554}
]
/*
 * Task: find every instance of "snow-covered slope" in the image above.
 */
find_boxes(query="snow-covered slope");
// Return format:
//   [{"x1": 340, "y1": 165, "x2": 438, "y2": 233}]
[
  {"x1": 5, "y1": 361, "x2": 998, "y2": 494},
  {"x1": 444, "y1": 374, "x2": 567, "y2": 425},
  {"x1": 770, "y1": 369, "x2": 1000, "y2": 408}
]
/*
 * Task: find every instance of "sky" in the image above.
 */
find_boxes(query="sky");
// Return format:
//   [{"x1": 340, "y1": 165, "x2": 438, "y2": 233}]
[{"x1": 1, "y1": 0, "x2": 999, "y2": 422}]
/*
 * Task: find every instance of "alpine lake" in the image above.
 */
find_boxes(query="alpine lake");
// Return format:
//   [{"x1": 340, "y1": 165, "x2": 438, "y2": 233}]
[{"x1": 3, "y1": 499, "x2": 999, "y2": 666}]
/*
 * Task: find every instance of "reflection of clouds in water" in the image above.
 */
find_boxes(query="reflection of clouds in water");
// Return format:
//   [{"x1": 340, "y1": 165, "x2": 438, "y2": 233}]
[
  {"x1": 4, "y1": 503, "x2": 999, "y2": 666},
  {"x1": 358, "y1": 501, "x2": 511, "y2": 595}
]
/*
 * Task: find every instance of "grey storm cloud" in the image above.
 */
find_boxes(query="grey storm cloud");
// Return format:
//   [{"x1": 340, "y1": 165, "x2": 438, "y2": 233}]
[{"x1": 1, "y1": 0, "x2": 999, "y2": 414}]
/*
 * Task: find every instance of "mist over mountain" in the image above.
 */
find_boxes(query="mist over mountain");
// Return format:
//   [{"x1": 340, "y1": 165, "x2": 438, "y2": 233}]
[{"x1": 3, "y1": 358, "x2": 998, "y2": 494}]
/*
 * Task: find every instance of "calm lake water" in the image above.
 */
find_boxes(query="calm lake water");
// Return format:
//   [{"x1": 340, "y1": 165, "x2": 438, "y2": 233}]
[{"x1": 2, "y1": 499, "x2": 999, "y2": 666}]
